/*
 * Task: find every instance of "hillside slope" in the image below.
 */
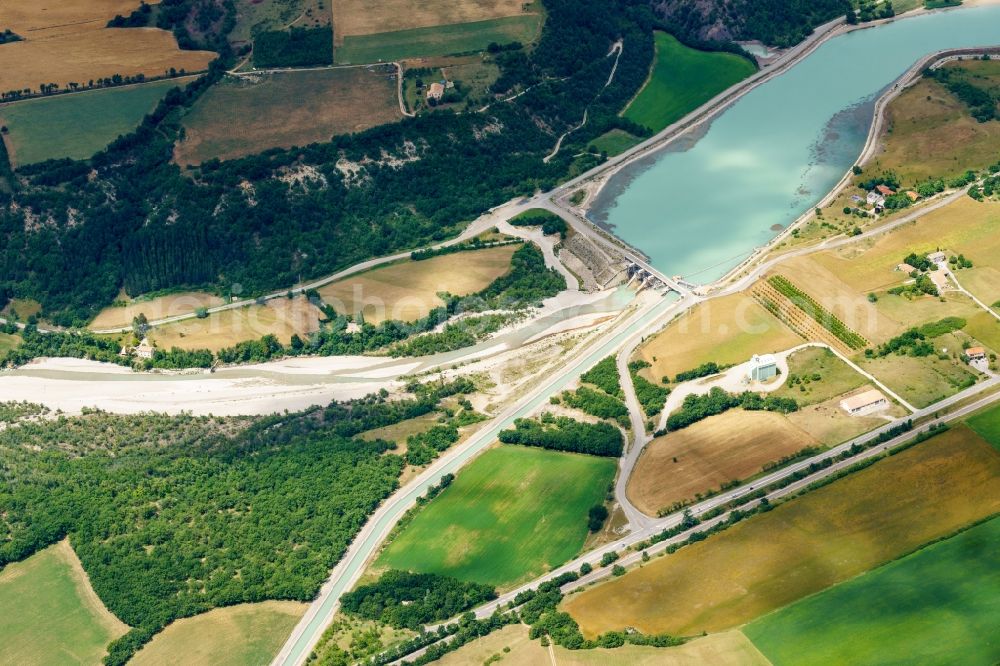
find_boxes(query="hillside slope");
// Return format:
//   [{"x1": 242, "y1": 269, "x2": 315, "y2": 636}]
[{"x1": 652, "y1": 0, "x2": 851, "y2": 47}]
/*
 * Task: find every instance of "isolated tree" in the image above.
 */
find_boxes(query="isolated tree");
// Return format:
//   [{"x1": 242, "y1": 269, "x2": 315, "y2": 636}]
[{"x1": 132, "y1": 312, "x2": 149, "y2": 337}]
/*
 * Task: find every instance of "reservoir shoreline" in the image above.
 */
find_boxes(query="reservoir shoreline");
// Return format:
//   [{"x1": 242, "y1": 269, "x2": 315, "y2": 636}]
[{"x1": 556, "y1": 0, "x2": 1000, "y2": 282}]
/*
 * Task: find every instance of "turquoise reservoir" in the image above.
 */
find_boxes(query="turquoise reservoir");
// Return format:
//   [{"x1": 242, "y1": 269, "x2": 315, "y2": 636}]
[{"x1": 589, "y1": 6, "x2": 1000, "y2": 283}]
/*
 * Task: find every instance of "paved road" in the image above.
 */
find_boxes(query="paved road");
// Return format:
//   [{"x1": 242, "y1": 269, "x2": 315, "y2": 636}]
[
  {"x1": 430, "y1": 375, "x2": 1000, "y2": 623},
  {"x1": 270, "y1": 292, "x2": 688, "y2": 666},
  {"x1": 391, "y1": 382, "x2": 1000, "y2": 664},
  {"x1": 269, "y1": 24, "x2": 993, "y2": 666}
]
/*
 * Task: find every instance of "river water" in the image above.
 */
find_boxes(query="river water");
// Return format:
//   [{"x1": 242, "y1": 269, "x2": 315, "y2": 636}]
[{"x1": 589, "y1": 5, "x2": 1000, "y2": 283}]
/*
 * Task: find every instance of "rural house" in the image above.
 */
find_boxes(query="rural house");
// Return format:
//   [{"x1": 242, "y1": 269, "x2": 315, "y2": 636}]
[
  {"x1": 135, "y1": 338, "x2": 155, "y2": 360},
  {"x1": 840, "y1": 389, "x2": 888, "y2": 416},
  {"x1": 876, "y1": 184, "x2": 895, "y2": 196},
  {"x1": 967, "y1": 346, "x2": 987, "y2": 361},
  {"x1": 966, "y1": 346, "x2": 989, "y2": 373},
  {"x1": 427, "y1": 82, "x2": 445, "y2": 101},
  {"x1": 866, "y1": 191, "x2": 885, "y2": 208}
]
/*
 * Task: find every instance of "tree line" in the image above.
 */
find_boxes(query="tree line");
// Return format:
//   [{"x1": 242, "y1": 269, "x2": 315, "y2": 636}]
[
  {"x1": 499, "y1": 413, "x2": 624, "y2": 457},
  {"x1": 664, "y1": 387, "x2": 799, "y2": 432}
]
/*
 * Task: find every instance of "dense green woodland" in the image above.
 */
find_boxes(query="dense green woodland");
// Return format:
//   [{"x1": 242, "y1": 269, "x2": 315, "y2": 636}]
[
  {"x1": 0, "y1": 0, "x2": 655, "y2": 326},
  {"x1": 0, "y1": 381, "x2": 471, "y2": 664},
  {"x1": 253, "y1": 27, "x2": 333, "y2": 68}
]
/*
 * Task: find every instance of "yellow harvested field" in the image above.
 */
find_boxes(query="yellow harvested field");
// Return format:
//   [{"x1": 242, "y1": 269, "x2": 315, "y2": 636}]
[
  {"x1": 628, "y1": 411, "x2": 817, "y2": 515},
  {"x1": 149, "y1": 296, "x2": 321, "y2": 352},
  {"x1": 959, "y1": 266, "x2": 1000, "y2": 307},
  {"x1": 90, "y1": 292, "x2": 225, "y2": 330},
  {"x1": 2, "y1": 0, "x2": 145, "y2": 37},
  {"x1": 635, "y1": 293, "x2": 802, "y2": 381},
  {"x1": 772, "y1": 257, "x2": 899, "y2": 344},
  {"x1": 872, "y1": 290, "x2": 982, "y2": 333},
  {"x1": 0, "y1": 28, "x2": 215, "y2": 93},
  {"x1": 436, "y1": 624, "x2": 769, "y2": 666},
  {"x1": 131, "y1": 601, "x2": 306, "y2": 666},
  {"x1": 772, "y1": 198, "x2": 1000, "y2": 345},
  {"x1": 564, "y1": 425, "x2": 1000, "y2": 638},
  {"x1": 334, "y1": 0, "x2": 528, "y2": 39},
  {"x1": 318, "y1": 245, "x2": 518, "y2": 324},
  {"x1": 0, "y1": 2, "x2": 214, "y2": 93}
]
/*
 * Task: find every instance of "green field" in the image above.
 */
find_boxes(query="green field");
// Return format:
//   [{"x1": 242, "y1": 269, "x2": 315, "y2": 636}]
[
  {"x1": 624, "y1": 32, "x2": 756, "y2": 133},
  {"x1": 969, "y1": 402, "x2": 1000, "y2": 451},
  {"x1": 375, "y1": 445, "x2": 616, "y2": 588},
  {"x1": 0, "y1": 80, "x2": 187, "y2": 167},
  {"x1": 745, "y1": 517, "x2": 1000, "y2": 666},
  {"x1": 588, "y1": 129, "x2": 643, "y2": 156},
  {"x1": 0, "y1": 541, "x2": 128, "y2": 665},
  {"x1": 336, "y1": 16, "x2": 541, "y2": 64}
]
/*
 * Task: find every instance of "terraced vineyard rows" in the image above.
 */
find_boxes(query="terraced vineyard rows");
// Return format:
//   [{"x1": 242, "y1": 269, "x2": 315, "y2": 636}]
[
  {"x1": 751, "y1": 281, "x2": 855, "y2": 355},
  {"x1": 766, "y1": 276, "x2": 869, "y2": 351}
]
